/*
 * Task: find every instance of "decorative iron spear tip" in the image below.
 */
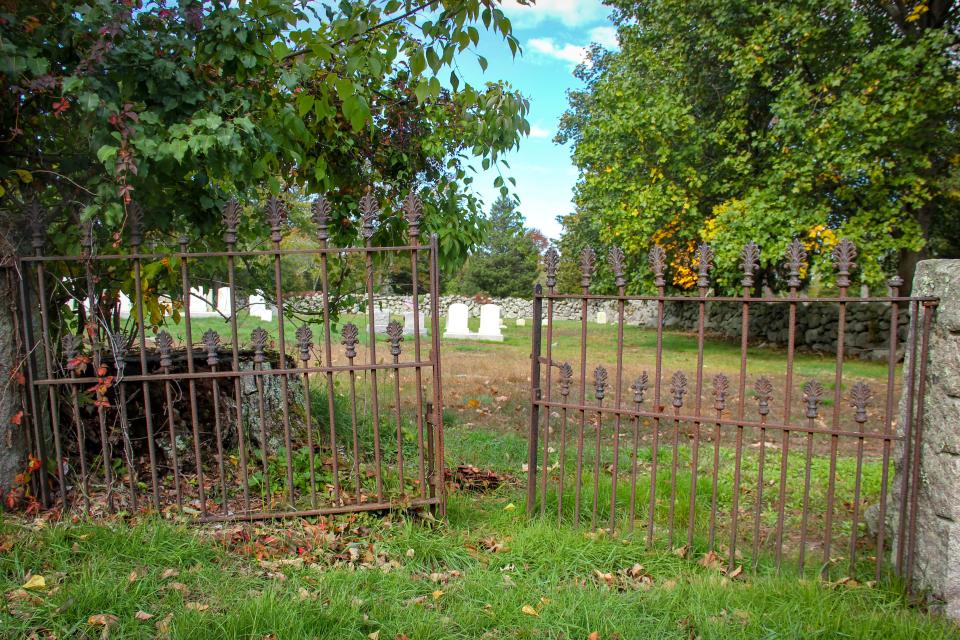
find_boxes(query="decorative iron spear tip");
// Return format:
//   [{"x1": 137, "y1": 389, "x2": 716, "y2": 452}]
[
  {"x1": 359, "y1": 191, "x2": 378, "y2": 240},
  {"x1": 156, "y1": 330, "x2": 174, "y2": 368},
  {"x1": 670, "y1": 371, "x2": 687, "y2": 408},
  {"x1": 341, "y1": 322, "x2": 359, "y2": 359},
  {"x1": 558, "y1": 362, "x2": 573, "y2": 397},
  {"x1": 695, "y1": 243, "x2": 714, "y2": 289},
  {"x1": 802, "y1": 380, "x2": 824, "y2": 419},
  {"x1": 649, "y1": 244, "x2": 666, "y2": 288},
  {"x1": 386, "y1": 320, "x2": 404, "y2": 357},
  {"x1": 593, "y1": 365, "x2": 608, "y2": 401},
  {"x1": 831, "y1": 238, "x2": 857, "y2": 288},
  {"x1": 755, "y1": 376, "x2": 773, "y2": 416},
  {"x1": 265, "y1": 196, "x2": 286, "y2": 242},
  {"x1": 295, "y1": 324, "x2": 313, "y2": 362},
  {"x1": 607, "y1": 246, "x2": 626, "y2": 289},
  {"x1": 251, "y1": 327, "x2": 269, "y2": 363},
  {"x1": 849, "y1": 381, "x2": 872, "y2": 424},
  {"x1": 632, "y1": 371, "x2": 649, "y2": 405},
  {"x1": 403, "y1": 192, "x2": 422, "y2": 241},
  {"x1": 740, "y1": 241, "x2": 761, "y2": 288},
  {"x1": 311, "y1": 196, "x2": 331, "y2": 243},
  {"x1": 27, "y1": 200, "x2": 46, "y2": 251},
  {"x1": 580, "y1": 246, "x2": 596, "y2": 290},
  {"x1": 178, "y1": 234, "x2": 190, "y2": 247},
  {"x1": 223, "y1": 198, "x2": 240, "y2": 245},
  {"x1": 712, "y1": 373, "x2": 729, "y2": 412},
  {"x1": 80, "y1": 217, "x2": 94, "y2": 250},
  {"x1": 785, "y1": 238, "x2": 806, "y2": 289},
  {"x1": 62, "y1": 334, "x2": 83, "y2": 366},
  {"x1": 887, "y1": 275, "x2": 904, "y2": 292},
  {"x1": 543, "y1": 247, "x2": 559, "y2": 290},
  {"x1": 127, "y1": 202, "x2": 143, "y2": 246},
  {"x1": 202, "y1": 329, "x2": 221, "y2": 366}
]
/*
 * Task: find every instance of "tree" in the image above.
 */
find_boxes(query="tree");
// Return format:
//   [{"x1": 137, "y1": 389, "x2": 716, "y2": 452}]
[
  {"x1": 457, "y1": 195, "x2": 541, "y2": 297},
  {"x1": 557, "y1": 0, "x2": 960, "y2": 293}
]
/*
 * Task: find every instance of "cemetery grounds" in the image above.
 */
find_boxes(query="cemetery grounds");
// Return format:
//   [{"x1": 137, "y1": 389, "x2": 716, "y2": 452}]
[{"x1": 1, "y1": 314, "x2": 958, "y2": 639}]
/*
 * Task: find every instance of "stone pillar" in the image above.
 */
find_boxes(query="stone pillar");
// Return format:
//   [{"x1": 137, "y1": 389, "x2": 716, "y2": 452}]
[{"x1": 894, "y1": 259, "x2": 960, "y2": 620}]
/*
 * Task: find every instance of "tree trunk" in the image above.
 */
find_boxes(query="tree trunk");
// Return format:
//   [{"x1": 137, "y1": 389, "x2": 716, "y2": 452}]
[
  {"x1": 897, "y1": 202, "x2": 934, "y2": 296},
  {"x1": 0, "y1": 265, "x2": 27, "y2": 495}
]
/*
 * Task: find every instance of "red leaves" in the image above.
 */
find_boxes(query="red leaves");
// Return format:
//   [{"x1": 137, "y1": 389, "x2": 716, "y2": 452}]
[
  {"x1": 10, "y1": 411, "x2": 23, "y2": 426},
  {"x1": 52, "y1": 97, "x2": 70, "y2": 116}
]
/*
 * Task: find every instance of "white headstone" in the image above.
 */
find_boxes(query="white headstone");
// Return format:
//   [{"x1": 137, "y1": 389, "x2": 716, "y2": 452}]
[
  {"x1": 118, "y1": 291, "x2": 133, "y2": 318},
  {"x1": 516, "y1": 318, "x2": 526, "y2": 327},
  {"x1": 402, "y1": 310, "x2": 428, "y2": 336},
  {"x1": 189, "y1": 287, "x2": 216, "y2": 317},
  {"x1": 259, "y1": 307, "x2": 273, "y2": 322},
  {"x1": 443, "y1": 303, "x2": 472, "y2": 339},
  {"x1": 249, "y1": 293, "x2": 266, "y2": 318},
  {"x1": 476, "y1": 304, "x2": 504, "y2": 342},
  {"x1": 595, "y1": 310, "x2": 608, "y2": 325},
  {"x1": 216, "y1": 287, "x2": 232, "y2": 317},
  {"x1": 373, "y1": 309, "x2": 390, "y2": 333}
]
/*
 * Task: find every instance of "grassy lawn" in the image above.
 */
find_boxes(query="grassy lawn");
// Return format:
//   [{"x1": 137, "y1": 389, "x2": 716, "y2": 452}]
[{"x1": 4, "y1": 313, "x2": 944, "y2": 638}]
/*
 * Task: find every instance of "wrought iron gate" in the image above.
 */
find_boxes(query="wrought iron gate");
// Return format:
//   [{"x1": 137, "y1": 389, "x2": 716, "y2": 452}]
[
  {"x1": 14, "y1": 193, "x2": 445, "y2": 521},
  {"x1": 526, "y1": 240, "x2": 936, "y2": 585}
]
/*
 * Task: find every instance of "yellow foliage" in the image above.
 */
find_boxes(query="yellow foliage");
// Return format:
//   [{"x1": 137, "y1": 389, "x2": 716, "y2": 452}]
[{"x1": 906, "y1": 3, "x2": 929, "y2": 23}]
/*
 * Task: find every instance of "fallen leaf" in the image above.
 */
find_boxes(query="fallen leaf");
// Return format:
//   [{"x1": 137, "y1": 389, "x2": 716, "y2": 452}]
[
  {"x1": 88, "y1": 613, "x2": 119, "y2": 627},
  {"x1": 405, "y1": 549, "x2": 415, "y2": 558},
  {"x1": 699, "y1": 551, "x2": 722, "y2": 570},
  {"x1": 503, "y1": 503, "x2": 516, "y2": 512},
  {"x1": 672, "y1": 545, "x2": 689, "y2": 559},
  {"x1": 185, "y1": 602, "x2": 209, "y2": 611},
  {"x1": 588, "y1": 633, "x2": 600, "y2": 640},
  {"x1": 728, "y1": 565, "x2": 743, "y2": 579},
  {"x1": 156, "y1": 613, "x2": 173, "y2": 634},
  {"x1": 135, "y1": 611, "x2": 154, "y2": 621},
  {"x1": 167, "y1": 582, "x2": 188, "y2": 594},
  {"x1": 368, "y1": 632, "x2": 380, "y2": 640},
  {"x1": 128, "y1": 570, "x2": 140, "y2": 583},
  {"x1": 521, "y1": 604, "x2": 539, "y2": 617},
  {"x1": 161, "y1": 568, "x2": 179, "y2": 579},
  {"x1": 22, "y1": 575, "x2": 46, "y2": 591},
  {"x1": 431, "y1": 589, "x2": 444, "y2": 600}
]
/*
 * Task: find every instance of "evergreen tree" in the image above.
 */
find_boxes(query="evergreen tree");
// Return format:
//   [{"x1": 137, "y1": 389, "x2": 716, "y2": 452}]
[{"x1": 457, "y1": 196, "x2": 541, "y2": 297}]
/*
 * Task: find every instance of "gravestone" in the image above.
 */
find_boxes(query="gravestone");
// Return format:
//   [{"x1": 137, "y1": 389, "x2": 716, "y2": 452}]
[
  {"x1": 443, "y1": 303, "x2": 472, "y2": 340},
  {"x1": 216, "y1": 287, "x2": 232, "y2": 317},
  {"x1": 476, "y1": 304, "x2": 504, "y2": 342},
  {"x1": 516, "y1": 318, "x2": 526, "y2": 327},
  {"x1": 373, "y1": 309, "x2": 391, "y2": 333},
  {"x1": 595, "y1": 310, "x2": 608, "y2": 324},
  {"x1": 402, "y1": 310, "x2": 428, "y2": 336},
  {"x1": 118, "y1": 291, "x2": 132, "y2": 318},
  {"x1": 189, "y1": 287, "x2": 216, "y2": 318},
  {"x1": 248, "y1": 293, "x2": 266, "y2": 318}
]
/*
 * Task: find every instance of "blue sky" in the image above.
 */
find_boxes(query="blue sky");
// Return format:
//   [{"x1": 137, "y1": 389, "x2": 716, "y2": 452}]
[{"x1": 460, "y1": 0, "x2": 618, "y2": 239}]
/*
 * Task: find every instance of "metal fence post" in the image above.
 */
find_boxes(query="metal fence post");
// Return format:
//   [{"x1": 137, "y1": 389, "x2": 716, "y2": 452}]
[{"x1": 527, "y1": 284, "x2": 543, "y2": 517}]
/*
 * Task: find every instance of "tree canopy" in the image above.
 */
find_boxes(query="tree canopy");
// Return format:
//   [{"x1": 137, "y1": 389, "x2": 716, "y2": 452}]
[
  {"x1": 557, "y1": 0, "x2": 960, "y2": 293},
  {"x1": 1, "y1": 0, "x2": 530, "y2": 265},
  {"x1": 455, "y1": 194, "x2": 541, "y2": 297}
]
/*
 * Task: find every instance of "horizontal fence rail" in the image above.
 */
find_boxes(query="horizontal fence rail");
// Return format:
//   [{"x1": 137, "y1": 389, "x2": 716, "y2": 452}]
[
  {"x1": 527, "y1": 239, "x2": 936, "y2": 586},
  {"x1": 16, "y1": 193, "x2": 446, "y2": 522}
]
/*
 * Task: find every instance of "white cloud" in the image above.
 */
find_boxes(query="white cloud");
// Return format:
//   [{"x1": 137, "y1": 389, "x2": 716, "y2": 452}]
[
  {"x1": 528, "y1": 124, "x2": 552, "y2": 139},
  {"x1": 528, "y1": 37, "x2": 588, "y2": 65},
  {"x1": 503, "y1": 0, "x2": 606, "y2": 29},
  {"x1": 588, "y1": 25, "x2": 618, "y2": 48}
]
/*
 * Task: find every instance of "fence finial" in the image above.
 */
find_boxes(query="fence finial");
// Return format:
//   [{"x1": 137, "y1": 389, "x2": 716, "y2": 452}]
[
  {"x1": 608, "y1": 246, "x2": 626, "y2": 289},
  {"x1": 649, "y1": 244, "x2": 666, "y2": 289},
  {"x1": 251, "y1": 327, "x2": 269, "y2": 363},
  {"x1": 887, "y1": 275, "x2": 904, "y2": 294},
  {"x1": 849, "y1": 381, "x2": 872, "y2": 424},
  {"x1": 312, "y1": 196, "x2": 330, "y2": 243},
  {"x1": 295, "y1": 325, "x2": 313, "y2": 362},
  {"x1": 802, "y1": 380, "x2": 823, "y2": 419},
  {"x1": 80, "y1": 217, "x2": 94, "y2": 252},
  {"x1": 695, "y1": 243, "x2": 713, "y2": 289},
  {"x1": 740, "y1": 241, "x2": 760, "y2": 289},
  {"x1": 265, "y1": 196, "x2": 285, "y2": 242},
  {"x1": 755, "y1": 376, "x2": 773, "y2": 416},
  {"x1": 831, "y1": 238, "x2": 857, "y2": 288},
  {"x1": 632, "y1": 372, "x2": 649, "y2": 404},
  {"x1": 387, "y1": 320, "x2": 404, "y2": 357},
  {"x1": 127, "y1": 202, "x2": 143, "y2": 247},
  {"x1": 341, "y1": 322, "x2": 359, "y2": 359},
  {"x1": 785, "y1": 239, "x2": 806, "y2": 289},
  {"x1": 403, "y1": 192, "x2": 422, "y2": 242},
  {"x1": 712, "y1": 373, "x2": 729, "y2": 412},
  {"x1": 543, "y1": 247, "x2": 559, "y2": 291},
  {"x1": 670, "y1": 371, "x2": 687, "y2": 408},
  {"x1": 559, "y1": 362, "x2": 573, "y2": 397},
  {"x1": 202, "y1": 329, "x2": 220, "y2": 366},
  {"x1": 580, "y1": 246, "x2": 596, "y2": 291},
  {"x1": 360, "y1": 190, "x2": 378, "y2": 241},
  {"x1": 27, "y1": 200, "x2": 46, "y2": 251},
  {"x1": 223, "y1": 199, "x2": 240, "y2": 245},
  {"x1": 156, "y1": 331, "x2": 174, "y2": 368},
  {"x1": 593, "y1": 365, "x2": 608, "y2": 401}
]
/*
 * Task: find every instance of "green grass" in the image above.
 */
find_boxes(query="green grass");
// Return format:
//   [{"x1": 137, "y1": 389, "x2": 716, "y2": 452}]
[{"x1": 2, "y1": 488, "x2": 956, "y2": 640}]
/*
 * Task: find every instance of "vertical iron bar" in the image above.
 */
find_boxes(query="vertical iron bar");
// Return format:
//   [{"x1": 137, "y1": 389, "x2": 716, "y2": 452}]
[
  {"x1": 823, "y1": 289, "x2": 848, "y2": 578},
  {"x1": 363, "y1": 241, "x2": 385, "y2": 501},
  {"x1": 409, "y1": 253, "x2": 427, "y2": 500},
  {"x1": 895, "y1": 300, "x2": 920, "y2": 574},
  {"x1": 875, "y1": 279, "x2": 901, "y2": 581},
  {"x1": 688, "y1": 283, "x2": 708, "y2": 548},
  {"x1": 591, "y1": 369, "x2": 604, "y2": 530},
  {"x1": 160, "y1": 357, "x2": 183, "y2": 510},
  {"x1": 132, "y1": 249, "x2": 160, "y2": 509},
  {"x1": 798, "y1": 394, "x2": 817, "y2": 573},
  {"x1": 574, "y1": 294, "x2": 588, "y2": 525},
  {"x1": 610, "y1": 254, "x2": 626, "y2": 531},
  {"x1": 729, "y1": 273, "x2": 752, "y2": 572},
  {"x1": 67, "y1": 366, "x2": 90, "y2": 513},
  {"x1": 178, "y1": 236, "x2": 207, "y2": 516},
  {"x1": 647, "y1": 272, "x2": 665, "y2": 546},
  {"x1": 540, "y1": 292, "x2": 555, "y2": 518},
  {"x1": 427, "y1": 234, "x2": 446, "y2": 515},
  {"x1": 318, "y1": 237, "x2": 342, "y2": 504},
  {"x1": 775, "y1": 280, "x2": 799, "y2": 568},
  {"x1": 344, "y1": 331, "x2": 362, "y2": 503},
  {"x1": 115, "y1": 379, "x2": 138, "y2": 511},
  {"x1": 905, "y1": 302, "x2": 934, "y2": 589},
  {"x1": 527, "y1": 285, "x2": 543, "y2": 517},
  {"x1": 225, "y1": 233, "x2": 250, "y2": 512}
]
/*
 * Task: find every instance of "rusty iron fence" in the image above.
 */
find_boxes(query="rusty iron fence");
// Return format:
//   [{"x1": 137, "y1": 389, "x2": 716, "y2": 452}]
[
  {"x1": 526, "y1": 240, "x2": 937, "y2": 584},
  {"x1": 15, "y1": 193, "x2": 445, "y2": 522}
]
